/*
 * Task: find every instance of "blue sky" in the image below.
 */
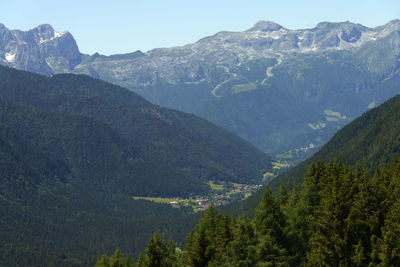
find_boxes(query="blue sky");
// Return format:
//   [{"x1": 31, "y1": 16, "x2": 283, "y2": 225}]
[{"x1": 2, "y1": 0, "x2": 399, "y2": 55}]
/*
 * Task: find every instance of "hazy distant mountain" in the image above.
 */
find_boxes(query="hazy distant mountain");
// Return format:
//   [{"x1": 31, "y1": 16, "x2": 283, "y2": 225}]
[{"x1": 2, "y1": 20, "x2": 400, "y2": 160}]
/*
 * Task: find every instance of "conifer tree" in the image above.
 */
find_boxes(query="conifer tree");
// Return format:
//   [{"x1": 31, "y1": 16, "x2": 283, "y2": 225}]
[
  {"x1": 256, "y1": 233, "x2": 289, "y2": 266},
  {"x1": 378, "y1": 198, "x2": 400, "y2": 266},
  {"x1": 136, "y1": 232, "x2": 177, "y2": 267},
  {"x1": 185, "y1": 204, "x2": 220, "y2": 266},
  {"x1": 307, "y1": 163, "x2": 354, "y2": 266},
  {"x1": 278, "y1": 184, "x2": 289, "y2": 206},
  {"x1": 253, "y1": 187, "x2": 286, "y2": 240},
  {"x1": 212, "y1": 213, "x2": 233, "y2": 265},
  {"x1": 228, "y1": 216, "x2": 257, "y2": 266},
  {"x1": 253, "y1": 187, "x2": 288, "y2": 264},
  {"x1": 281, "y1": 186, "x2": 310, "y2": 265},
  {"x1": 345, "y1": 165, "x2": 379, "y2": 266},
  {"x1": 302, "y1": 161, "x2": 326, "y2": 212},
  {"x1": 95, "y1": 248, "x2": 133, "y2": 267},
  {"x1": 95, "y1": 254, "x2": 110, "y2": 267}
]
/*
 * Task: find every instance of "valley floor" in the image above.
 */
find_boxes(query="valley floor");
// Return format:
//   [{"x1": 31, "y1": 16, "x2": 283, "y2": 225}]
[{"x1": 133, "y1": 181, "x2": 263, "y2": 212}]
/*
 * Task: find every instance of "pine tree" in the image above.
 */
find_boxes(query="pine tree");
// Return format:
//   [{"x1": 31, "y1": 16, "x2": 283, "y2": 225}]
[
  {"x1": 95, "y1": 248, "x2": 133, "y2": 267},
  {"x1": 306, "y1": 163, "x2": 355, "y2": 266},
  {"x1": 302, "y1": 161, "x2": 326, "y2": 212},
  {"x1": 281, "y1": 186, "x2": 311, "y2": 265},
  {"x1": 256, "y1": 233, "x2": 289, "y2": 267},
  {"x1": 378, "y1": 198, "x2": 400, "y2": 266},
  {"x1": 212, "y1": 213, "x2": 233, "y2": 265},
  {"x1": 253, "y1": 187, "x2": 286, "y2": 240},
  {"x1": 253, "y1": 187, "x2": 288, "y2": 264},
  {"x1": 136, "y1": 232, "x2": 177, "y2": 267},
  {"x1": 228, "y1": 216, "x2": 257, "y2": 266},
  {"x1": 95, "y1": 254, "x2": 110, "y2": 267},
  {"x1": 278, "y1": 184, "x2": 289, "y2": 206},
  {"x1": 185, "y1": 204, "x2": 220, "y2": 266},
  {"x1": 345, "y1": 165, "x2": 378, "y2": 266}
]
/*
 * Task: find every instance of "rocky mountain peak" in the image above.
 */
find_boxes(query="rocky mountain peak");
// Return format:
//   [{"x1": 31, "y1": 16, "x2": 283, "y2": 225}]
[
  {"x1": 0, "y1": 23, "x2": 81, "y2": 75},
  {"x1": 315, "y1": 21, "x2": 359, "y2": 30},
  {"x1": 384, "y1": 19, "x2": 400, "y2": 26},
  {"x1": 379, "y1": 19, "x2": 400, "y2": 33},
  {"x1": 36, "y1": 24, "x2": 54, "y2": 33},
  {"x1": 248, "y1": 21, "x2": 283, "y2": 32}
]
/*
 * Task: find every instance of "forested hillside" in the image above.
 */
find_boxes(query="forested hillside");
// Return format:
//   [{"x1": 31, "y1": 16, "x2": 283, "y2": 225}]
[
  {"x1": 270, "y1": 94, "x2": 400, "y2": 191},
  {"x1": 0, "y1": 99, "x2": 205, "y2": 196},
  {"x1": 97, "y1": 159, "x2": 400, "y2": 266},
  {"x1": 223, "y1": 93, "x2": 400, "y2": 219},
  {"x1": 0, "y1": 65, "x2": 271, "y2": 188},
  {"x1": 0, "y1": 66, "x2": 271, "y2": 266},
  {"x1": 0, "y1": 116, "x2": 200, "y2": 265}
]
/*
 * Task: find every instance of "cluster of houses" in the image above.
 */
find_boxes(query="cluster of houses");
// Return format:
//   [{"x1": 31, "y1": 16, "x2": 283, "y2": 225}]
[
  {"x1": 169, "y1": 183, "x2": 263, "y2": 211},
  {"x1": 300, "y1": 143, "x2": 316, "y2": 152}
]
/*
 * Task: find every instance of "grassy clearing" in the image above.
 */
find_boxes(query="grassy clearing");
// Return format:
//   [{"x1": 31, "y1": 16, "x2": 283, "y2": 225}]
[
  {"x1": 273, "y1": 162, "x2": 288, "y2": 169},
  {"x1": 368, "y1": 101, "x2": 376, "y2": 109},
  {"x1": 324, "y1": 109, "x2": 334, "y2": 116},
  {"x1": 133, "y1": 196, "x2": 204, "y2": 212},
  {"x1": 232, "y1": 83, "x2": 257, "y2": 93},
  {"x1": 207, "y1": 181, "x2": 225, "y2": 190},
  {"x1": 262, "y1": 172, "x2": 275, "y2": 184},
  {"x1": 326, "y1": 117, "x2": 339, "y2": 122},
  {"x1": 276, "y1": 150, "x2": 294, "y2": 160},
  {"x1": 133, "y1": 196, "x2": 179, "y2": 203},
  {"x1": 324, "y1": 109, "x2": 346, "y2": 121}
]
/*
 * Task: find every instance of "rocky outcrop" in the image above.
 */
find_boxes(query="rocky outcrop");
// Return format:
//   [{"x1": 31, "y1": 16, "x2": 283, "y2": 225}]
[{"x1": 0, "y1": 24, "x2": 81, "y2": 74}]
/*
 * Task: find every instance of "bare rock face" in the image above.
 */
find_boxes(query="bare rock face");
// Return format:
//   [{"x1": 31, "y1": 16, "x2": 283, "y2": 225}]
[
  {"x1": 247, "y1": 21, "x2": 283, "y2": 32},
  {"x1": 0, "y1": 24, "x2": 81, "y2": 74}
]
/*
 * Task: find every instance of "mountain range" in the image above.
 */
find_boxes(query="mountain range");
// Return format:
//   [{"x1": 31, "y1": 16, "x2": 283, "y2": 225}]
[{"x1": 1, "y1": 20, "x2": 400, "y2": 160}]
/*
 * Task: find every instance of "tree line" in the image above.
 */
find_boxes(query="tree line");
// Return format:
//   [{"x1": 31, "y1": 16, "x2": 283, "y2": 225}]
[{"x1": 96, "y1": 159, "x2": 400, "y2": 266}]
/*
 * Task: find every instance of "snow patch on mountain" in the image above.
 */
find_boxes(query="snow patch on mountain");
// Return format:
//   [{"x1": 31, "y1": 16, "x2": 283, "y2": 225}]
[
  {"x1": 39, "y1": 30, "x2": 67, "y2": 44},
  {"x1": 5, "y1": 53, "x2": 15, "y2": 62}
]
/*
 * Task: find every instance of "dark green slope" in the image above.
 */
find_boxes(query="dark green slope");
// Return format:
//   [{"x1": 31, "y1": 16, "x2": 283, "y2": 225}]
[
  {"x1": 270, "y1": 93, "x2": 400, "y2": 191},
  {"x1": 0, "y1": 122, "x2": 68, "y2": 199},
  {"x1": 226, "y1": 93, "x2": 400, "y2": 217},
  {"x1": 0, "y1": 65, "x2": 272, "y2": 265},
  {"x1": 0, "y1": 66, "x2": 271, "y2": 184},
  {"x1": 0, "y1": 99, "x2": 203, "y2": 265},
  {"x1": 35, "y1": 94, "x2": 267, "y2": 182},
  {"x1": 0, "y1": 100, "x2": 205, "y2": 197}
]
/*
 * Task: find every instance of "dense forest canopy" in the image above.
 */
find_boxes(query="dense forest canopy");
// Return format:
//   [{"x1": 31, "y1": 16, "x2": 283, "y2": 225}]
[
  {"x1": 0, "y1": 65, "x2": 272, "y2": 265},
  {"x1": 98, "y1": 159, "x2": 400, "y2": 266}
]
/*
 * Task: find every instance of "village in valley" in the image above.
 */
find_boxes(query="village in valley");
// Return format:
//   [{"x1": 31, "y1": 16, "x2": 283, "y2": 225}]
[
  {"x1": 133, "y1": 161, "x2": 290, "y2": 212},
  {"x1": 134, "y1": 181, "x2": 263, "y2": 212}
]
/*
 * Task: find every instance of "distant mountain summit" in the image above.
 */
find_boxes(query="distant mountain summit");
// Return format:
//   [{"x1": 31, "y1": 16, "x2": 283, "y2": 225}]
[
  {"x1": 247, "y1": 21, "x2": 283, "y2": 32},
  {"x1": 0, "y1": 23, "x2": 81, "y2": 74}
]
